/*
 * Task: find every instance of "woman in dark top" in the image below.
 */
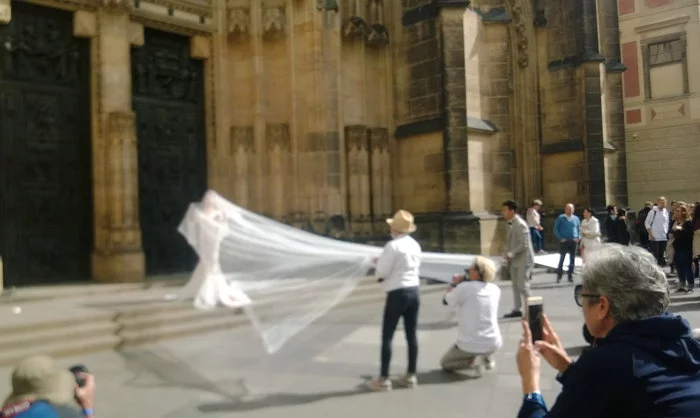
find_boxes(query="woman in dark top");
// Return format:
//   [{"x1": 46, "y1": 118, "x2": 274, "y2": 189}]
[
  {"x1": 672, "y1": 204, "x2": 694, "y2": 293},
  {"x1": 615, "y1": 208, "x2": 631, "y2": 246},
  {"x1": 605, "y1": 205, "x2": 618, "y2": 243}
]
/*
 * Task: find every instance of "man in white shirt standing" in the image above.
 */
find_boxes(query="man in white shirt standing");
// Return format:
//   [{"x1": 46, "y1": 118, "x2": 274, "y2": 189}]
[
  {"x1": 645, "y1": 196, "x2": 670, "y2": 266},
  {"x1": 441, "y1": 256, "x2": 502, "y2": 377}
]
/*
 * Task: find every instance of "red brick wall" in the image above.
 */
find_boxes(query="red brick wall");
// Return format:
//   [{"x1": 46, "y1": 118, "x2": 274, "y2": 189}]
[
  {"x1": 619, "y1": 0, "x2": 636, "y2": 15},
  {"x1": 626, "y1": 109, "x2": 642, "y2": 124},
  {"x1": 622, "y1": 42, "x2": 641, "y2": 98},
  {"x1": 646, "y1": 0, "x2": 673, "y2": 8}
]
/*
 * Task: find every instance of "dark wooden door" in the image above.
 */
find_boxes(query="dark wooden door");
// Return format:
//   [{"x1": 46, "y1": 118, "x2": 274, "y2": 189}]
[
  {"x1": 0, "y1": 2, "x2": 93, "y2": 286},
  {"x1": 132, "y1": 29, "x2": 207, "y2": 275}
]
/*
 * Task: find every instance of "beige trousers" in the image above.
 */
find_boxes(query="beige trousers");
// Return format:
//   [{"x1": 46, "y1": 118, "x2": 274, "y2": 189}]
[{"x1": 440, "y1": 345, "x2": 493, "y2": 371}]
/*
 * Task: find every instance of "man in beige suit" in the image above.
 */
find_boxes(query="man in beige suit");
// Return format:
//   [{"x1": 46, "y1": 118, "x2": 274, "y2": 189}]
[{"x1": 502, "y1": 200, "x2": 534, "y2": 318}]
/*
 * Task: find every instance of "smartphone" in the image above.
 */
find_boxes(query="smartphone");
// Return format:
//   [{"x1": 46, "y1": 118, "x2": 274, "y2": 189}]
[{"x1": 527, "y1": 296, "x2": 544, "y2": 343}]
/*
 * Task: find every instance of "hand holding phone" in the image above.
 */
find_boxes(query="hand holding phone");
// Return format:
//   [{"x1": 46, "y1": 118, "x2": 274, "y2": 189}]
[{"x1": 527, "y1": 296, "x2": 544, "y2": 343}]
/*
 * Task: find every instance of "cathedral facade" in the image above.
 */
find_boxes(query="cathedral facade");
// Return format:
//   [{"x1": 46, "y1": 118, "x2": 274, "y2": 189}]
[{"x1": 0, "y1": 0, "x2": 627, "y2": 286}]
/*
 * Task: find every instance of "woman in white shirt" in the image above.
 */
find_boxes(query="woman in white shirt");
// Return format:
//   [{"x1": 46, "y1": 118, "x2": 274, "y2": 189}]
[
  {"x1": 367, "y1": 210, "x2": 422, "y2": 392},
  {"x1": 579, "y1": 208, "x2": 601, "y2": 263},
  {"x1": 441, "y1": 256, "x2": 502, "y2": 376}
]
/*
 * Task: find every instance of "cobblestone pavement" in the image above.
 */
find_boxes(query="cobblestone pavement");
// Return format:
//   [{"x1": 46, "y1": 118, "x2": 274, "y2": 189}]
[{"x1": 1, "y1": 270, "x2": 698, "y2": 418}]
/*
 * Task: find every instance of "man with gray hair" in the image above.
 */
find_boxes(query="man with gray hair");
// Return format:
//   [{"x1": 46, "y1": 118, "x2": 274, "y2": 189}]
[{"x1": 516, "y1": 245, "x2": 700, "y2": 417}]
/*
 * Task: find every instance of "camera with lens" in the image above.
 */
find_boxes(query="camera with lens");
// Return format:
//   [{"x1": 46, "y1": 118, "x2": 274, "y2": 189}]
[{"x1": 69, "y1": 364, "x2": 89, "y2": 388}]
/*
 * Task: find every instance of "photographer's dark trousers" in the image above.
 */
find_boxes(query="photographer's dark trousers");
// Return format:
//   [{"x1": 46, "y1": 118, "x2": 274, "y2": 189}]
[
  {"x1": 380, "y1": 286, "x2": 420, "y2": 378},
  {"x1": 557, "y1": 240, "x2": 577, "y2": 279},
  {"x1": 650, "y1": 240, "x2": 667, "y2": 266}
]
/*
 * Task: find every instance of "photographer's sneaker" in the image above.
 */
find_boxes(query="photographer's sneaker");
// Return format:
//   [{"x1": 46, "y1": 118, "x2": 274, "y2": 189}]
[
  {"x1": 395, "y1": 374, "x2": 418, "y2": 389},
  {"x1": 367, "y1": 377, "x2": 392, "y2": 392},
  {"x1": 465, "y1": 363, "x2": 485, "y2": 378},
  {"x1": 483, "y1": 356, "x2": 496, "y2": 371}
]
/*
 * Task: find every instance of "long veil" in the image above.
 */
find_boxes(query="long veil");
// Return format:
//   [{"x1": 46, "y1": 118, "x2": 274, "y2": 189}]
[{"x1": 178, "y1": 190, "x2": 478, "y2": 354}]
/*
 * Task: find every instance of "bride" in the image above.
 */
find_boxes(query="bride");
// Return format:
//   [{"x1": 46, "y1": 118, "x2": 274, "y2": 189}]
[{"x1": 177, "y1": 191, "x2": 251, "y2": 309}]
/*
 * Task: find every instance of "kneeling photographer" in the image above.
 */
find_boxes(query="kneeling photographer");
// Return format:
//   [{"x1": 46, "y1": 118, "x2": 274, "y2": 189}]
[
  {"x1": 2, "y1": 355, "x2": 95, "y2": 418},
  {"x1": 441, "y1": 256, "x2": 503, "y2": 376}
]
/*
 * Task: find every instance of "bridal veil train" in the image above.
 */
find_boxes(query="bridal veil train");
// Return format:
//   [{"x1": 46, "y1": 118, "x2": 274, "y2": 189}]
[{"x1": 176, "y1": 190, "x2": 479, "y2": 354}]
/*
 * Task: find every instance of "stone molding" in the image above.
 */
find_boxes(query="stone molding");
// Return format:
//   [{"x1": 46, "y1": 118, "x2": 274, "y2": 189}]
[
  {"x1": 342, "y1": 16, "x2": 368, "y2": 41},
  {"x1": 101, "y1": 0, "x2": 132, "y2": 14},
  {"x1": 265, "y1": 123, "x2": 291, "y2": 152},
  {"x1": 230, "y1": 126, "x2": 255, "y2": 153},
  {"x1": 73, "y1": 10, "x2": 97, "y2": 37},
  {"x1": 262, "y1": 1, "x2": 285, "y2": 40},
  {"x1": 227, "y1": 5, "x2": 249, "y2": 40},
  {"x1": 345, "y1": 125, "x2": 369, "y2": 151}
]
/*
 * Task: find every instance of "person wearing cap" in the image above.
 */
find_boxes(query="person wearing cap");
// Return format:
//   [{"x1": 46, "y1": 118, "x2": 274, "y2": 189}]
[
  {"x1": 367, "y1": 210, "x2": 422, "y2": 392},
  {"x1": 1, "y1": 356, "x2": 95, "y2": 418}
]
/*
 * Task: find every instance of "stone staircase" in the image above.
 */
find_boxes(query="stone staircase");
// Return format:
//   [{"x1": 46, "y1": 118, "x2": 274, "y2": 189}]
[{"x1": 0, "y1": 278, "x2": 447, "y2": 367}]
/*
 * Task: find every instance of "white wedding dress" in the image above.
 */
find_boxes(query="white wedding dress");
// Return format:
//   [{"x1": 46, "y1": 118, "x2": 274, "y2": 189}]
[
  {"x1": 177, "y1": 199, "x2": 251, "y2": 310},
  {"x1": 580, "y1": 216, "x2": 602, "y2": 263}
]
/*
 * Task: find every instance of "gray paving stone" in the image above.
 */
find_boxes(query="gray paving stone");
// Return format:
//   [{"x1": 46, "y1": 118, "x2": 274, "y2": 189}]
[{"x1": 0, "y1": 271, "x2": 698, "y2": 418}]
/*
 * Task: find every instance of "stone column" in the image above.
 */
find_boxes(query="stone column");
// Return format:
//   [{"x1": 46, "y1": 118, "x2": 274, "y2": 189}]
[
  {"x1": 503, "y1": 0, "x2": 541, "y2": 206},
  {"x1": 0, "y1": 0, "x2": 9, "y2": 24},
  {"x1": 577, "y1": 0, "x2": 606, "y2": 208},
  {"x1": 345, "y1": 126, "x2": 372, "y2": 235},
  {"x1": 369, "y1": 127, "x2": 392, "y2": 232},
  {"x1": 84, "y1": 2, "x2": 145, "y2": 282},
  {"x1": 440, "y1": 6, "x2": 469, "y2": 211},
  {"x1": 295, "y1": 4, "x2": 343, "y2": 218}
]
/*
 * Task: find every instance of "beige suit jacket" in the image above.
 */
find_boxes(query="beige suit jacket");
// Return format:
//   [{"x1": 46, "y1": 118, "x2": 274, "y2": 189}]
[{"x1": 506, "y1": 214, "x2": 535, "y2": 267}]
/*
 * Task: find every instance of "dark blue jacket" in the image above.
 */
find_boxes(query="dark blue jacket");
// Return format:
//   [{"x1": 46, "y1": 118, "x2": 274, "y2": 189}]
[{"x1": 518, "y1": 313, "x2": 700, "y2": 418}]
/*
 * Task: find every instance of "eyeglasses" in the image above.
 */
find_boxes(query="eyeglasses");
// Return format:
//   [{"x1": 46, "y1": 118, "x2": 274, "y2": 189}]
[{"x1": 574, "y1": 284, "x2": 600, "y2": 307}]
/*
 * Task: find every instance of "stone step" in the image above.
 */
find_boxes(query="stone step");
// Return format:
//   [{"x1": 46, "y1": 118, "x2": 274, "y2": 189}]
[
  {"x1": 1, "y1": 279, "x2": 185, "y2": 304},
  {"x1": 119, "y1": 311, "x2": 249, "y2": 347},
  {"x1": 114, "y1": 278, "x2": 378, "y2": 320},
  {"x1": 0, "y1": 320, "x2": 120, "y2": 352},
  {"x1": 0, "y1": 281, "x2": 446, "y2": 367},
  {"x1": 0, "y1": 334, "x2": 122, "y2": 368}
]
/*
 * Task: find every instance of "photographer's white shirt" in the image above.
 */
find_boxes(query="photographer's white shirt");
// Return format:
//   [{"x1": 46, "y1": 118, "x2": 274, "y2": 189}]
[
  {"x1": 444, "y1": 280, "x2": 502, "y2": 354},
  {"x1": 375, "y1": 235, "x2": 422, "y2": 293}
]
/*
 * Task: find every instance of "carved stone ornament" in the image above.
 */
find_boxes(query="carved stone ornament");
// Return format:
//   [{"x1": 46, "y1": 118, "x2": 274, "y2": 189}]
[
  {"x1": 227, "y1": 6, "x2": 250, "y2": 39},
  {"x1": 262, "y1": 4, "x2": 285, "y2": 40},
  {"x1": 342, "y1": 16, "x2": 368, "y2": 41},
  {"x1": 345, "y1": 125, "x2": 368, "y2": 151},
  {"x1": 369, "y1": 127, "x2": 389, "y2": 151},
  {"x1": 505, "y1": 0, "x2": 529, "y2": 68},
  {"x1": 366, "y1": 23, "x2": 389, "y2": 47},
  {"x1": 230, "y1": 126, "x2": 255, "y2": 153},
  {"x1": 101, "y1": 0, "x2": 132, "y2": 13},
  {"x1": 265, "y1": 123, "x2": 291, "y2": 152}
]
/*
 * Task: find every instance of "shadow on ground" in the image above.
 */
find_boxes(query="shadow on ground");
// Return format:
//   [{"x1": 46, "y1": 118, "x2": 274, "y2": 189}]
[
  {"x1": 197, "y1": 370, "x2": 477, "y2": 413},
  {"x1": 117, "y1": 347, "x2": 246, "y2": 400}
]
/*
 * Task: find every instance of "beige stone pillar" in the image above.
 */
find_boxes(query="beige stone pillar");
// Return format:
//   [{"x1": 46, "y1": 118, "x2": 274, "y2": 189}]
[
  {"x1": 83, "y1": 4, "x2": 145, "y2": 283},
  {"x1": 345, "y1": 126, "x2": 372, "y2": 235},
  {"x1": 0, "y1": 0, "x2": 10, "y2": 24},
  {"x1": 504, "y1": 0, "x2": 541, "y2": 206}
]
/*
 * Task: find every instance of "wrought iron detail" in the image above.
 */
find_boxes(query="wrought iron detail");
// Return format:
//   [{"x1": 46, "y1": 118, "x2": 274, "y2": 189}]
[
  {"x1": 132, "y1": 29, "x2": 207, "y2": 275},
  {"x1": 0, "y1": 2, "x2": 92, "y2": 286}
]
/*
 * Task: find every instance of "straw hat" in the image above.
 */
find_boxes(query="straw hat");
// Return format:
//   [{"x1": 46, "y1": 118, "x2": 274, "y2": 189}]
[
  {"x1": 3, "y1": 356, "x2": 76, "y2": 407},
  {"x1": 386, "y1": 210, "x2": 417, "y2": 234}
]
